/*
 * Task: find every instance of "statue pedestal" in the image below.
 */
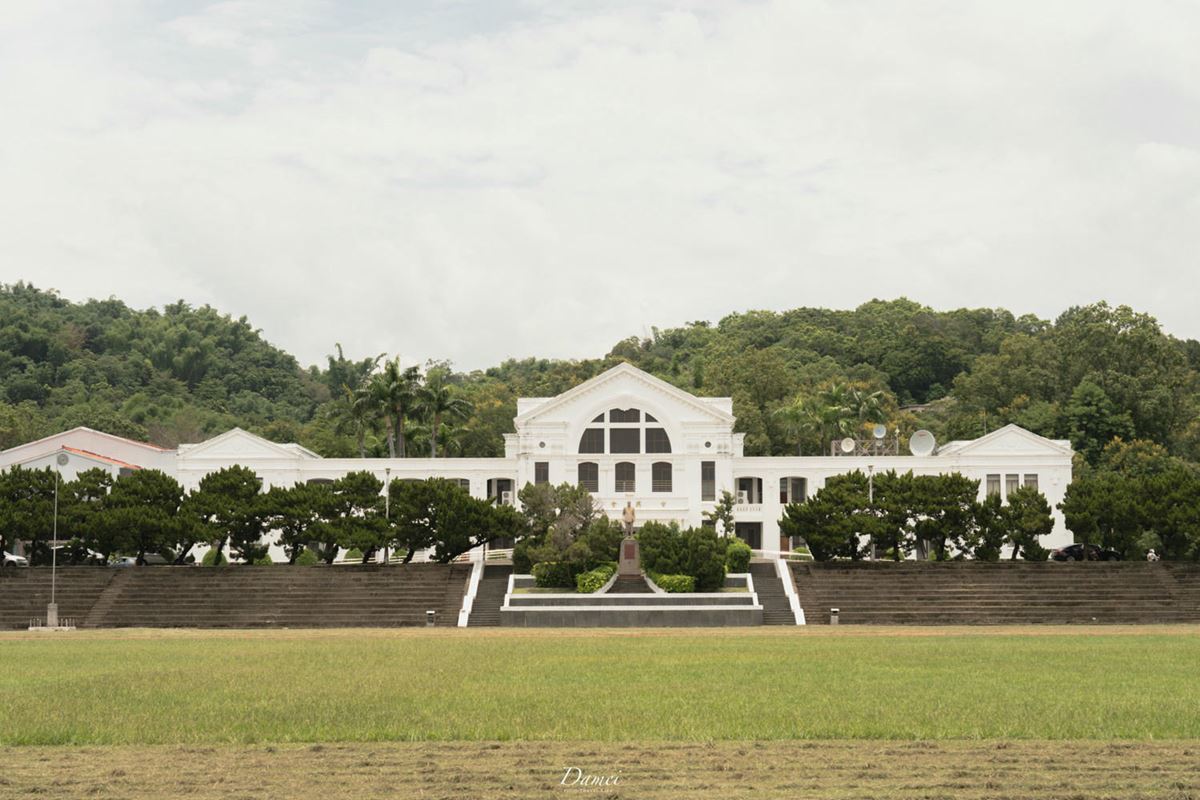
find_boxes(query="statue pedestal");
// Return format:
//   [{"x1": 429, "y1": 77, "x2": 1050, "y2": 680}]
[{"x1": 618, "y1": 535, "x2": 641, "y2": 576}]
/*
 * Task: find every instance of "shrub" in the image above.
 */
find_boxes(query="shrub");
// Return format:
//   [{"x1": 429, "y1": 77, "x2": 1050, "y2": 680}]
[
  {"x1": 531, "y1": 561, "x2": 575, "y2": 588},
  {"x1": 252, "y1": 553, "x2": 273, "y2": 566},
  {"x1": 512, "y1": 540, "x2": 533, "y2": 573},
  {"x1": 724, "y1": 539, "x2": 752, "y2": 573},
  {"x1": 639, "y1": 522, "x2": 726, "y2": 591},
  {"x1": 575, "y1": 563, "x2": 616, "y2": 593},
  {"x1": 649, "y1": 572, "x2": 695, "y2": 593},
  {"x1": 295, "y1": 548, "x2": 319, "y2": 566},
  {"x1": 343, "y1": 548, "x2": 364, "y2": 562},
  {"x1": 201, "y1": 548, "x2": 226, "y2": 567}
]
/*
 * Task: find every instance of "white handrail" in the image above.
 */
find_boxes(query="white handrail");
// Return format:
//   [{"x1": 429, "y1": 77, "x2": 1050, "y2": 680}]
[
  {"x1": 457, "y1": 558, "x2": 485, "y2": 627},
  {"x1": 775, "y1": 556, "x2": 805, "y2": 625}
]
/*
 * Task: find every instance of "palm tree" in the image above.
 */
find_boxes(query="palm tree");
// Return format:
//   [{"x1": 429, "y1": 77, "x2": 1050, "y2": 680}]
[
  {"x1": 414, "y1": 369, "x2": 474, "y2": 457},
  {"x1": 368, "y1": 359, "x2": 420, "y2": 458}
]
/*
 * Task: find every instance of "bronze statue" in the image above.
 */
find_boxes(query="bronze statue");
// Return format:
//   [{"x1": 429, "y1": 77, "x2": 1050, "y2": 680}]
[{"x1": 622, "y1": 502, "x2": 636, "y2": 536}]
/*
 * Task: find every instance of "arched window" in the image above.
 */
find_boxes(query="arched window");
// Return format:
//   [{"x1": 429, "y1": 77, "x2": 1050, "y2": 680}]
[
  {"x1": 578, "y1": 462, "x2": 599, "y2": 492},
  {"x1": 652, "y1": 462, "x2": 672, "y2": 493},
  {"x1": 576, "y1": 408, "x2": 671, "y2": 454},
  {"x1": 615, "y1": 462, "x2": 636, "y2": 493}
]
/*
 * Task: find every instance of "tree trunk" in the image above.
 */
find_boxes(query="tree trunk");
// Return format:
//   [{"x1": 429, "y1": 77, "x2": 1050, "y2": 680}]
[
  {"x1": 324, "y1": 546, "x2": 338, "y2": 565},
  {"x1": 431, "y1": 412, "x2": 440, "y2": 458},
  {"x1": 357, "y1": 430, "x2": 366, "y2": 459},
  {"x1": 402, "y1": 548, "x2": 416, "y2": 564},
  {"x1": 361, "y1": 545, "x2": 376, "y2": 564},
  {"x1": 384, "y1": 418, "x2": 396, "y2": 458},
  {"x1": 397, "y1": 415, "x2": 406, "y2": 458}
]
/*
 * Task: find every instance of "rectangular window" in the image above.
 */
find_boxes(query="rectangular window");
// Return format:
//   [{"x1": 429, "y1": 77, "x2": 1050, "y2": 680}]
[
  {"x1": 780, "y1": 477, "x2": 807, "y2": 504},
  {"x1": 1006, "y1": 474, "x2": 1020, "y2": 496},
  {"x1": 534, "y1": 462, "x2": 549, "y2": 485},
  {"x1": 1024, "y1": 474, "x2": 1038, "y2": 491},
  {"x1": 578, "y1": 462, "x2": 599, "y2": 493},
  {"x1": 652, "y1": 462, "x2": 672, "y2": 493},
  {"x1": 579, "y1": 428, "x2": 605, "y2": 453},
  {"x1": 609, "y1": 428, "x2": 640, "y2": 454},
  {"x1": 645, "y1": 428, "x2": 671, "y2": 453},
  {"x1": 615, "y1": 462, "x2": 636, "y2": 493},
  {"x1": 455, "y1": 478, "x2": 471, "y2": 491},
  {"x1": 701, "y1": 461, "x2": 715, "y2": 501},
  {"x1": 986, "y1": 474, "x2": 1001, "y2": 496}
]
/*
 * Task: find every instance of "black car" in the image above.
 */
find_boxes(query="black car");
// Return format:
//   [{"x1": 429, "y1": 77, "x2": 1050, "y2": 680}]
[{"x1": 1051, "y1": 543, "x2": 1122, "y2": 562}]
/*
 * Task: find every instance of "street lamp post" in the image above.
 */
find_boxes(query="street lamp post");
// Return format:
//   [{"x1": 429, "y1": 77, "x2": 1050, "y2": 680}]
[
  {"x1": 49, "y1": 452, "x2": 68, "y2": 627},
  {"x1": 383, "y1": 467, "x2": 391, "y2": 564}
]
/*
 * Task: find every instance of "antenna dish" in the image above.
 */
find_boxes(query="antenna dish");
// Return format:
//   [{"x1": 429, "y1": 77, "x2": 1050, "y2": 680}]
[
  {"x1": 872, "y1": 424, "x2": 888, "y2": 440},
  {"x1": 909, "y1": 430, "x2": 936, "y2": 457},
  {"x1": 56, "y1": 453, "x2": 69, "y2": 467},
  {"x1": 839, "y1": 437, "x2": 857, "y2": 454}
]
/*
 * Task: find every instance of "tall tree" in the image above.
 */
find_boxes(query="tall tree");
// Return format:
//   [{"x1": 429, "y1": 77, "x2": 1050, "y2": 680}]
[
  {"x1": 414, "y1": 368, "x2": 474, "y2": 457},
  {"x1": 185, "y1": 465, "x2": 264, "y2": 564},
  {"x1": 0, "y1": 465, "x2": 57, "y2": 565},
  {"x1": 368, "y1": 359, "x2": 420, "y2": 458},
  {"x1": 105, "y1": 469, "x2": 185, "y2": 564}
]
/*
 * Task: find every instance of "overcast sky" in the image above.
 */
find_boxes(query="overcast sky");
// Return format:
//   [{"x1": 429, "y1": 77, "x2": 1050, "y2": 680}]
[{"x1": 2, "y1": 1, "x2": 1198, "y2": 370}]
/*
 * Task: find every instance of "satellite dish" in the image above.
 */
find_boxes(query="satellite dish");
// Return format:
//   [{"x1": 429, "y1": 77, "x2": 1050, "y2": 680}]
[
  {"x1": 56, "y1": 453, "x2": 69, "y2": 467},
  {"x1": 909, "y1": 430, "x2": 936, "y2": 457},
  {"x1": 839, "y1": 437, "x2": 857, "y2": 454},
  {"x1": 872, "y1": 424, "x2": 888, "y2": 440}
]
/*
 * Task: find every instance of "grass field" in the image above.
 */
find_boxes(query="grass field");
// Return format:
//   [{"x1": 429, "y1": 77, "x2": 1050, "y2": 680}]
[
  {"x1": 2, "y1": 626, "x2": 1199, "y2": 745},
  {"x1": 4, "y1": 627, "x2": 1199, "y2": 798}
]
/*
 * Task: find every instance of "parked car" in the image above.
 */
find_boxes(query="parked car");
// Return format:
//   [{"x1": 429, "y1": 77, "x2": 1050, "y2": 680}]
[
  {"x1": 112, "y1": 554, "x2": 171, "y2": 567},
  {"x1": 1051, "y1": 543, "x2": 1122, "y2": 562},
  {"x1": 3, "y1": 552, "x2": 30, "y2": 568}
]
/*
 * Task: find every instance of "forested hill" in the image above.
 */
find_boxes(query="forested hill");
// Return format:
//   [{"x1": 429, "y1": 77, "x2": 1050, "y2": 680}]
[{"x1": 2, "y1": 284, "x2": 1198, "y2": 470}]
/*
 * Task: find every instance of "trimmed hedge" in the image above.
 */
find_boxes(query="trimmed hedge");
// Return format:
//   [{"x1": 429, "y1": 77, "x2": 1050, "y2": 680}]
[
  {"x1": 295, "y1": 549, "x2": 319, "y2": 566},
  {"x1": 649, "y1": 572, "x2": 695, "y2": 593},
  {"x1": 201, "y1": 548, "x2": 227, "y2": 567},
  {"x1": 532, "y1": 561, "x2": 575, "y2": 588},
  {"x1": 575, "y1": 562, "x2": 616, "y2": 593},
  {"x1": 724, "y1": 538, "x2": 752, "y2": 573}
]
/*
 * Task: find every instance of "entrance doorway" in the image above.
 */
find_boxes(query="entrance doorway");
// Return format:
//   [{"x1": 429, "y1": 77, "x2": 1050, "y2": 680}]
[{"x1": 734, "y1": 522, "x2": 762, "y2": 550}]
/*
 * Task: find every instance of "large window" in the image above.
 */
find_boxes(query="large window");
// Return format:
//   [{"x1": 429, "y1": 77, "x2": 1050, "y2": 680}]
[
  {"x1": 575, "y1": 407, "x2": 671, "y2": 454},
  {"x1": 652, "y1": 462, "x2": 672, "y2": 493},
  {"x1": 579, "y1": 428, "x2": 605, "y2": 453},
  {"x1": 986, "y1": 474, "x2": 1001, "y2": 496},
  {"x1": 578, "y1": 462, "x2": 599, "y2": 492},
  {"x1": 534, "y1": 462, "x2": 549, "y2": 485},
  {"x1": 645, "y1": 428, "x2": 671, "y2": 453},
  {"x1": 610, "y1": 428, "x2": 640, "y2": 454},
  {"x1": 701, "y1": 461, "x2": 715, "y2": 501},
  {"x1": 1024, "y1": 474, "x2": 1039, "y2": 491},
  {"x1": 615, "y1": 462, "x2": 636, "y2": 493},
  {"x1": 779, "y1": 477, "x2": 807, "y2": 504},
  {"x1": 1005, "y1": 474, "x2": 1020, "y2": 496}
]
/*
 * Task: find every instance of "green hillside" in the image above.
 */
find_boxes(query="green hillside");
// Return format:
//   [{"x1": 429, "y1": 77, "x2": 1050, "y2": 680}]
[{"x1": 2, "y1": 283, "x2": 1198, "y2": 468}]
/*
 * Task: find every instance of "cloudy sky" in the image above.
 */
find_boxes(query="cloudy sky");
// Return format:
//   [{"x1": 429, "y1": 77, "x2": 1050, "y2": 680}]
[{"x1": 2, "y1": 1, "x2": 1198, "y2": 370}]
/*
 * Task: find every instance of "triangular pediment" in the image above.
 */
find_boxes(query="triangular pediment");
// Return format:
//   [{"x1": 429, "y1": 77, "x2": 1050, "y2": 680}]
[
  {"x1": 178, "y1": 428, "x2": 314, "y2": 460},
  {"x1": 943, "y1": 424, "x2": 1072, "y2": 457},
  {"x1": 514, "y1": 362, "x2": 734, "y2": 427}
]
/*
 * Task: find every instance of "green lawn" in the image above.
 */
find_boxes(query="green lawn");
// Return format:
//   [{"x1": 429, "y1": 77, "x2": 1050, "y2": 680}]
[{"x1": 1, "y1": 627, "x2": 1197, "y2": 745}]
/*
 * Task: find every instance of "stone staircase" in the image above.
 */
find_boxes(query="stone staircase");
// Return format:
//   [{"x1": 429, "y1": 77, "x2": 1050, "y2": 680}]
[
  {"x1": 749, "y1": 561, "x2": 796, "y2": 625},
  {"x1": 0, "y1": 564, "x2": 470, "y2": 629},
  {"x1": 467, "y1": 564, "x2": 512, "y2": 627},
  {"x1": 789, "y1": 561, "x2": 1200, "y2": 625},
  {"x1": 608, "y1": 574, "x2": 653, "y2": 593},
  {"x1": 0, "y1": 567, "x2": 117, "y2": 629}
]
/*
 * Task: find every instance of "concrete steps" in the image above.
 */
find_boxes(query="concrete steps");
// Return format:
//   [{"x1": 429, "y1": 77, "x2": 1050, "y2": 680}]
[
  {"x1": 790, "y1": 561, "x2": 1200, "y2": 625},
  {"x1": 0, "y1": 568, "x2": 117, "y2": 629},
  {"x1": 2, "y1": 564, "x2": 471, "y2": 629},
  {"x1": 467, "y1": 564, "x2": 512, "y2": 627},
  {"x1": 749, "y1": 562, "x2": 795, "y2": 625},
  {"x1": 609, "y1": 575, "x2": 653, "y2": 593}
]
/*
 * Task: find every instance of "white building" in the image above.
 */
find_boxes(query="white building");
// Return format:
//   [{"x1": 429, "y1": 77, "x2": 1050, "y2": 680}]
[{"x1": 0, "y1": 363, "x2": 1075, "y2": 557}]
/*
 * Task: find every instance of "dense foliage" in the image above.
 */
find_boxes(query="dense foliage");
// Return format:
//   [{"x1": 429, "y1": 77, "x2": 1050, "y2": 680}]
[
  {"x1": 779, "y1": 470, "x2": 1059, "y2": 562},
  {"x1": 5, "y1": 284, "x2": 1200, "y2": 560}
]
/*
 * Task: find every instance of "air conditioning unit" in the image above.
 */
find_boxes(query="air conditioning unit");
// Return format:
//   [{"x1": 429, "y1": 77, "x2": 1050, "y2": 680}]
[
  {"x1": 500, "y1": 490, "x2": 513, "y2": 505},
  {"x1": 737, "y1": 490, "x2": 749, "y2": 505}
]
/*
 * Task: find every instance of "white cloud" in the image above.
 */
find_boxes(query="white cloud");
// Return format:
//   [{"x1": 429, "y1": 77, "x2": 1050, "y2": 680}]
[{"x1": 1, "y1": 0, "x2": 1198, "y2": 370}]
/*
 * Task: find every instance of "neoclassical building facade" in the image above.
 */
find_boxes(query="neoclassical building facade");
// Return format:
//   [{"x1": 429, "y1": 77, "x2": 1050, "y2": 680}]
[{"x1": 1, "y1": 363, "x2": 1076, "y2": 556}]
